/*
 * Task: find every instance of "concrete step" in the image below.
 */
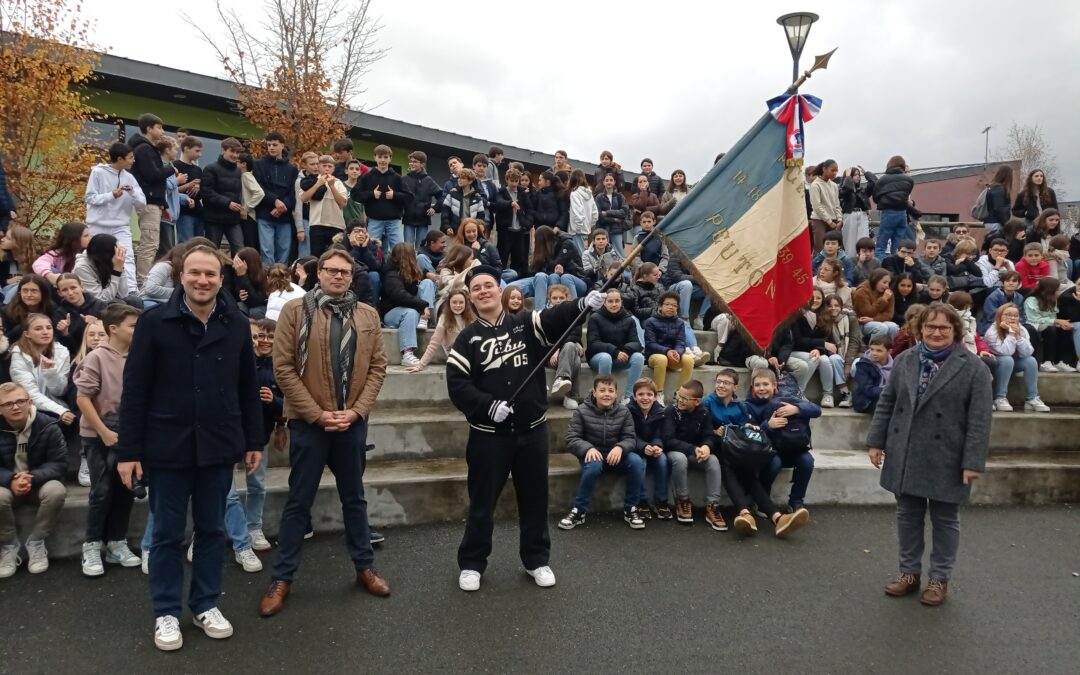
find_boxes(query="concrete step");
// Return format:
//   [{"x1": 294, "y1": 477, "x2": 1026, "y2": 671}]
[{"x1": 22, "y1": 450, "x2": 1080, "y2": 559}]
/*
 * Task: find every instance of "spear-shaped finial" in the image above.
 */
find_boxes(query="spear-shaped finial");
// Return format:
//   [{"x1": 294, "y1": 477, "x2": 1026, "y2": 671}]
[{"x1": 787, "y1": 48, "x2": 838, "y2": 93}]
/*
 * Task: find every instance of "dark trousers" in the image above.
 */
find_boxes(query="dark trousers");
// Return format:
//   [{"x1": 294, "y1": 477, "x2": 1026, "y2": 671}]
[
  {"x1": 309, "y1": 225, "x2": 340, "y2": 259},
  {"x1": 497, "y1": 228, "x2": 531, "y2": 278},
  {"x1": 458, "y1": 425, "x2": 549, "y2": 574},
  {"x1": 242, "y1": 217, "x2": 260, "y2": 250},
  {"x1": 157, "y1": 220, "x2": 176, "y2": 259},
  {"x1": 721, "y1": 458, "x2": 777, "y2": 516},
  {"x1": 205, "y1": 221, "x2": 244, "y2": 257},
  {"x1": 83, "y1": 437, "x2": 134, "y2": 543},
  {"x1": 147, "y1": 464, "x2": 232, "y2": 619},
  {"x1": 1036, "y1": 325, "x2": 1072, "y2": 364},
  {"x1": 761, "y1": 449, "x2": 815, "y2": 508},
  {"x1": 272, "y1": 419, "x2": 373, "y2": 583}
]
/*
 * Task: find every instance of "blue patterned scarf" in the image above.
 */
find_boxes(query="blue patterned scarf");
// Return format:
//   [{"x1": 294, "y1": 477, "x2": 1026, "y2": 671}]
[{"x1": 916, "y1": 341, "x2": 958, "y2": 398}]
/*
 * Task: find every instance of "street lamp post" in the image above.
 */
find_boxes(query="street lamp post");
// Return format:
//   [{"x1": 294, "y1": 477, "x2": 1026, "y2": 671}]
[{"x1": 777, "y1": 12, "x2": 820, "y2": 87}]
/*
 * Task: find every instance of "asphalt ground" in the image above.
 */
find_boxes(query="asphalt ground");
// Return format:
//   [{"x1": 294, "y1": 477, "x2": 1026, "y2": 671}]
[{"x1": 1, "y1": 505, "x2": 1078, "y2": 674}]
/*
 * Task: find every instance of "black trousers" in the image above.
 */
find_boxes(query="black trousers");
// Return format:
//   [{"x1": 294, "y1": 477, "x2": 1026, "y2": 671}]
[
  {"x1": 720, "y1": 458, "x2": 776, "y2": 516},
  {"x1": 309, "y1": 225, "x2": 340, "y2": 259},
  {"x1": 497, "y1": 228, "x2": 531, "y2": 279},
  {"x1": 1037, "y1": 325, "x2": 1072, "y2": 364},
  {"x1": 458, "y1": 424, "x2": 549, "y2": 574},
  {"x1": 83, "y1": 437, "x2": 135, "y2": 543},
  {"x1": 204, "y1": 221, "x2": 244, "y2": 257}
]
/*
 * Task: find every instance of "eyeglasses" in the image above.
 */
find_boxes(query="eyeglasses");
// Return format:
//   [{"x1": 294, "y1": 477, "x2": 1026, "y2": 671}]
[
  {"x1": 923, "y1": 324, "x2": 954, "y2": 334},
  {"x1": 321, "y1": 267, "x2": 353, "y2": 277},
  {"x1": 252, "y1": 333, "x2": 273, "y2": 341},
  {"x1": 0, "y1": 398, "x2": 30, "y2": 410},
  {"x1": 674, "y1": 393, "x2": 700, "y2": 402},
  {"x1": 715, "y1": 380, "x2": 736, "y2": 387}
]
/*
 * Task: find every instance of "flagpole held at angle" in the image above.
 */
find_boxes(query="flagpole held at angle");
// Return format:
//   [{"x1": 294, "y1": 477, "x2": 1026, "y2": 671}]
[{"x1": 786, "y1": 48, "x2": 838, "y2": 94}]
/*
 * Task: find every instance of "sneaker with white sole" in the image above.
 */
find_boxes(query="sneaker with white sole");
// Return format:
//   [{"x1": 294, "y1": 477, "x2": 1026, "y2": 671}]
[
  {"x1": 154, "y1": 615, "x2": 183, "y2": 651},
  {"x1": 692, "y1": 318, "x2": 704, "y2": 331},
  {"x1": 1025, "y1": 397, "x2": 1050, "y2": 413},
  {"x1": 837, "y1": 391, "x2": 852, "y2": 408},
  {"x1": 993, "y1": 398, "x2": 1013, "y2": 412},
  {"x1": 417, "y1": 318, "x2": 428, "y2": 331},
  {"x1": 105, "y1": 540, "x2": 141, "y2": 567},
  {"x1": 550, "y1": 378, "x2": 572, "y2": 397},
  {"x1": 78, "y1": 457, "x2": 91, "y2": 487},
  {"x1": 688, "y1": 346, "x2": 709, "y2": 366},
  {"x1": 820, "y1": 393, "x2": 835, "y2": 408},
  {"x1": 526, "y1": 565, "x2": 556, "y2": 588},
  {"x1": 141, "y1": 549, "x2": 149, "y2": 575},
  {"x1": 235, "y1": 547, "x2": 263, "y2": 573},
  {"x1": 1039, "y1": 361, "x2": 1059, "y2": 373},
  {"x1": 193, "y1": 607, "x2": 233, "y2": 639},
  {"x1": 623, "y1": 507, "x2": 645, "y2": 529},
  {"x1": 249, "y1": 529, "x2": 272, "y2": 552},
  {"x1": 0, "y1": 542, "x2": 21, "y2": 578},
  {"x1": 458, "y1": 569, "x2": 481, "y2": 592},
  {"x1": 562, "y1": 397, "x2": 579, "y2": 410},
  {"x1": 401, "y1": 351, "x2": 421, "y2": 368},
  {"x1": 82, "y1": 541, "x2": 105, "y2": 577},
  {"x1": 558, "y1": 507, "x2": 585, "y2": 530},
  {"x1": 1055, "y1": 361, "x2": 1076, "y2": 373},
  {"x1": 25, "y1": 538, "x2": 48, "y2": 574}
]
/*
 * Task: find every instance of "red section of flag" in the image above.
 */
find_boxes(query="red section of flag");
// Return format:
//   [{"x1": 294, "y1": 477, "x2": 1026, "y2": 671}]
[{"x1": 725, "y1": 229, "x2": 814, "y2": 351}]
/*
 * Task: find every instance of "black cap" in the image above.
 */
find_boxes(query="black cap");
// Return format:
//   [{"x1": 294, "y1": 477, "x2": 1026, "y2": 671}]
[{"x1": 465, "y1": 265, "x2": 501, "y2": 287}]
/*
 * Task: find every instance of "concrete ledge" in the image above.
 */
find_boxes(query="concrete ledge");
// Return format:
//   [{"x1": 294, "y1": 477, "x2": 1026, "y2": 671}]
[{"x1": 20, "y1": 450, "x2": 1080, "y2": 559}]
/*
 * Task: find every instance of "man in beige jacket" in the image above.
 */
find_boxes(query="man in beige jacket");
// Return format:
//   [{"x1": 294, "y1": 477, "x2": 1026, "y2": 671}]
[{"x1": 259, "y1": 248, "x2": 389, "y2": 617}]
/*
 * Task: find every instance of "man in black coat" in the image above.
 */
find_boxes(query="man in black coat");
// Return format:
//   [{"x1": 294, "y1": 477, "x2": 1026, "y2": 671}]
[{"x1": 117, "y1": 245, "x2": 263, "y2": 652}]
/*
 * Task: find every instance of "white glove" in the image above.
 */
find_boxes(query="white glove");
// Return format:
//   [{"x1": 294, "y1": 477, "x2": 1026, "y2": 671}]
[
  {"x1": 584, "y1": 290, "x2": 605, "y2": 311},
  {"x1": 492, "y1": 401, "x2": 514, "y2": 423}
]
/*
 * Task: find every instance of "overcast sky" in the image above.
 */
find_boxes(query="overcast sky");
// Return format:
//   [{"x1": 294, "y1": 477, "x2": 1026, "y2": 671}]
[{"x1": 80, "y1": 0, "x2": 1080, "y2": 194}]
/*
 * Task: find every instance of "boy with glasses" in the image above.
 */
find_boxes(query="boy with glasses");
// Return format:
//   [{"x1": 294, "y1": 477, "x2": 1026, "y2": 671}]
[{"x1": 663, "y1": 379, "x2": 725, "y2": 531}]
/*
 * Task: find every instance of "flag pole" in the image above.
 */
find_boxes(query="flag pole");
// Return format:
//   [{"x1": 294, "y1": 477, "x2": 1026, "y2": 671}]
[{"x1": 507, "y1": 228, "x2": 661, "y2": 406}]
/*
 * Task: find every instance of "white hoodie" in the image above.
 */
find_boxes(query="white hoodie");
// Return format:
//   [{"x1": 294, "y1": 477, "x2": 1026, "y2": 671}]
[
  {"x1": 85, "y1": 163, "x2": 146, "y2": 228},
  {"x1": 569, "y1": 185, "x2": 598, "y2": 236}
]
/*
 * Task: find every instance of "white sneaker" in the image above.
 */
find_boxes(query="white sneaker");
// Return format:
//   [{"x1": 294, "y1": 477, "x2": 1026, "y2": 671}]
[
  {"x1": 249, "y1": 529, "x2": 272, "y2": 552},
  {"x1": 688, "y1": 346, "x2": 709, "y2": 366},
  {"x1": 692, "y1": 318, "x2": 704, "y2": 331},
  {"x1": 154, "y1": 615, "x2": 183, "y2": 651},
  {"x1": 458, "y1": 569, "x2": 481, "y2": 592},
  {"x1": 105, "y1": 540, "x2": 141, "y2": 567},
  {"x1": 820, "y1": 393, "x2": 835, "y2": 408},
  {"x1": 1055, "y1": 361, "x2": 1076, "y2": 373},
  {"x1": 992, "y1": 398, "x2": 1013, "y2": 412},
  {"x1": 193, "y1": 607, "x2": 234, "y2": 639},
  {"x1": 186, "y1": 540, "x2": 193, "y2": 562},
  {"x1": 526, "y1": 565, "x2": 556, "y2": 588},
  {"x1": 417, "y1": 318, "x2": 428, "y2": 331},
  {"x1": 837, "y1": 391, "x2": 853, "y2": 408},
  {"x1": 234, "y1": 547, "x2": 263, "y2": 573},
  {"x1": 562, "y1": 397, "x2": 579, "y2": 410},
  {"x1": 550, "y1": 377, "x2": 572, "y2": 397},
  {"x1": 25, "y1": 538, "x2": 48, "y2": 574},
  {"x1": 401, "y1": 351, "x2": 421, "y2": 368},
  {"x1": 0, "y1": 542, "x2": 21, "y2": 578},
  {"x1": 1025, "y1": 397, "x2": 1051, "y2": 413},
  {"x1": 1039, "y1": 361, "x2": 1059, "y2": 373},
  {"x1": 304, "y1": 530, "x2": 315, "y2": 540},
  {"x1": 78, "y1": 457, "x2": 91, "y2": 487},
  {"x1": 141, "y1": 549, "x2": 149, "y2": 575},
  {"x1": 82, "y1": 541, "x2": 105, "y2": 577}
]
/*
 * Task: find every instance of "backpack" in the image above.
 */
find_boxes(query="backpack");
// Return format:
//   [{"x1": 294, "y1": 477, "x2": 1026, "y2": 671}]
[
  {"x1": 775, "y1": 368, "x2": 802, "y2": 399},
  {"x1": 720, "y1": 424, "x2": 776, "y2": 470},
  {"x1": 970, "y1": 187, "x2": 990, "y2": 221},
  {"x1": 773, "y1": 415, "x2": 813, "y2": 455}
]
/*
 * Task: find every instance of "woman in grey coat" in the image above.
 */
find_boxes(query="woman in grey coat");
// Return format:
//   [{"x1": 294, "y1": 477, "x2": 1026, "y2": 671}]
[{"x1": 867, "y1": 302, "x2": 992, "y2": 606}]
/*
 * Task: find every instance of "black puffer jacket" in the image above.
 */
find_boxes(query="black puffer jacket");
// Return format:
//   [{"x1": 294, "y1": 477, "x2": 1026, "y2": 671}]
[
  {"x1": 536, "y1": 232, "x2": 583, "y2": 278},
  {"x1": 0, "y1": 412, "x2": 67, "y2": 488},
  {"x1": 662, "y1": 404, "x2": 714, "y2": 455},
  {"x1": 839, "y1": 173, "x2": 876, "y2": 213},
  {"x1": 378, "y1": 261, "x2": 428, "y2": 316},
  {"x1": 661, "y1": 250, "x2": 694, "y2": 287},
  {"x1": 622, "y1": 281, "x2": 662, "y2": 322},
  {"x1": 128, "y1": 133, "x2": 175, "y2": 207},
  {"x1": 791, "y1": 313, "x2": 828, "y2": 353},
  {"x1": 595, "y1": 192, "x2": 629, "y2": 235},
  {"x1": 468, "y1": 237, "x2": 503, "y2": 272},
  {"x1": 565, "y1": 395, "x2": 637, "y2": 460},
  {"x1": 531, "y1": 186, "x2": 568, "y2": 230},
  {"x1": 201, "y1": 156, "x2": 244, "y2": 225},
  {"x1": 984, "y1": 184, "x2": 1011, "y2": 226},
  {"x1": 586, "y1": 306, "x2": 642, "y2": 360},
  {"x1": 873, "y1": 168, "x2": 919, "y2": 214}
]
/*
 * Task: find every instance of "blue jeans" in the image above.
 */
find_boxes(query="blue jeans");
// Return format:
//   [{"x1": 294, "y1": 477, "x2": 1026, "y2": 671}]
[
  {"x1": 863, "y1": 321, "x2": 899, "y2": 339},
  {"x1": 762, "y1": 450, "x2": 815, "y2": 509},
  {"x1": 589, "y1": 352, "x2": 645, "y2": 398},
  {"x1": 297, "y1": 219, "x2": 311, "y2": 259},
  {"x1": 572, "y1": 233, "x2": 586, "y2": 255},
  {"x1": 572, "y1": 451, "x2": 645, "y2": 512},
  {"x1": 418, "y1": 254, "x2": 435, "y2": 274},
  {"x1": 640, "y1": 453, "x2": 670, "y2": 504},
  {"x1": 368, "y1": 218, "x2": 402, "y2": 259},
  {"x1": 244, "y1": 448, "x2": 268, "y2": 531},
  {"x1": 258, "y1": 218, "x2": 292, "y2": 264},
  {"x1": 176, "y1": 213, "x2": 204, "y2": 243},
  {"x1": 271, "y1": 419, "x2": 374, "y2": 582},
  {"x1": 146, "y1": 464, "x2": 233, "y2": 619},
  {"x1": 501, "y1": 269, "x2": 519, "y2": 283},
  {"x1": 404, "y1": 223, "x2": 429, "y2": 250},
  {"x1": 992, "y1": 354, "x2": 1038, "y2": 400},
  {"x1": 875, "y1": 209, "x2": 913, "y2": 259},
  {"x1": 609, "y1": 231, "x2": 625, "y2": 254},
  {"x1": 512, "y1": 274, "x2": 579, "y2": 310},
  {"x1": 418, "y1": 277, "x2": 436, "y2": 314},
  {"x1": 384, "y1": 307, "x2": 420, "y2": 351},
  {"x1": 671, "y1": 280, "x2": 712, "y2": 321},
  {"x1": 224, "y1": 485, "x2": 251, "y2": 551}
]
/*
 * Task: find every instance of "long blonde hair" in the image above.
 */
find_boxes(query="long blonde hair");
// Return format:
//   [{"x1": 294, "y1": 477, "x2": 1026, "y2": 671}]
[{"x1": 15, "y1": 314, "x2": 55, "y2": 366}]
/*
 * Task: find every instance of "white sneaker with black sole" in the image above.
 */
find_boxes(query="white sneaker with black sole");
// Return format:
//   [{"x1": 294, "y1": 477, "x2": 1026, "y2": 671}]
[
  {"x1": 193, "y1": 607, "x2": 233, "y2": 639},
  {"x1": 154, "y1": 615, "x2": 183, "y2": 651},
  {"x1": 558, "y1": 507, "x2": 585, "y2": 530},
  {"x1": 458, "y1": 569, "x2": 481, "y2": 592},
  {"x1": 526, "y1": 566, "x2": 556, "y2": 588},
  {"x1": 235, "y1": 548, "x2": 263, "y2": 573}
]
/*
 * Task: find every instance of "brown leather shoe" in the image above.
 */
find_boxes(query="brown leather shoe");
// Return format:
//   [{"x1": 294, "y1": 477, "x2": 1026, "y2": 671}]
[
  {"x1": 259, "y1": 580, "x2": 291, "y2": 617},
  {"x1": 884, "y1": 572, "x2": 920, "y2": 597},
  {"x1": 920, "y1": 579, "x2": 948, "y2": 606},
  {"x1": 356, "y1": 568, "x2": 391, "y2": 597}
]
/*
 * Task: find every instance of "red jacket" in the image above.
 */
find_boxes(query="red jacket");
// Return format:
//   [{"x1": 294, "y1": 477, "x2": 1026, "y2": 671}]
[{"x1": 1014, "y1": 258, "x2": 1049, "y2": 289}]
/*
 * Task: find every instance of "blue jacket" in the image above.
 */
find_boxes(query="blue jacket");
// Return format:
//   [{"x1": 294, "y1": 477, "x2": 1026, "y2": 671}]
[
  {"x1": 117, "y1": 288, "x2": 264, "y2": 468},
  {"x1": 627, "y1": 398, "x2": 665, "y2": 455},
  {"x1": 744, "y1": 394, "x2": 821, "y2": 438},
  {"x1": 255, "y1": 354, "x2": 283, "y2": 442},
  {"x1": 981, "y1": 288, "x2": 1026, "y2": 333},
  {"x1": 701, "y1": 392, "x2": 749, "y2": 429},
  {"x1": 851, "y1": 353, "x2": 891, "y2": 413},
  {"x1": 253, "y1": 153, "x2": 300, "y2": 222},
  {"x1": 811, "y1": 249, "x2": 855, "y2": 283},
  {"x1": 643, "y1": 314, "x2": 686, "y2": 356}
]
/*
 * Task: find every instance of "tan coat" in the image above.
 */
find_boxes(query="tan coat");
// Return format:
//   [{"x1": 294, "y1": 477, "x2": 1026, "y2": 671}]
[{"x1": 274, "y1": 298, "x2": 387, "y2": 423}]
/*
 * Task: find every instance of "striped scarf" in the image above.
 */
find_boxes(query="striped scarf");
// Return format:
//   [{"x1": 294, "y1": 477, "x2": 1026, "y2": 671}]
[
  {"x1": 297, "y1": 289, "x2": 358, "y2": 396},
  {"x1": 916, "y1": 341, "x2": 957, "y2": 398}
]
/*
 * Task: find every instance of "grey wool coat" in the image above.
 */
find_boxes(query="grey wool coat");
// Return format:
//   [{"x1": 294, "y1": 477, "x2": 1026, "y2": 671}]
[{"x1": 866, "y1": 345, "x2": 993, "y2": 504}]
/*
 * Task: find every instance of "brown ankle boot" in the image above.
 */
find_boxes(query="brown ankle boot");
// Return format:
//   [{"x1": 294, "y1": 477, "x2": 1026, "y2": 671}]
[
  {"x1": 920, "y1": 579, "x2": 948, "y2": 606},
  {"x1": 884, "y1": 572, "x2": 920, "y2": 597}
]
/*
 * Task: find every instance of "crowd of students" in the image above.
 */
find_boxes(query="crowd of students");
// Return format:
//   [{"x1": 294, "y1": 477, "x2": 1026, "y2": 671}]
[{"x1": 0, "y1": 111, "x2": 1075, "y2": 592}]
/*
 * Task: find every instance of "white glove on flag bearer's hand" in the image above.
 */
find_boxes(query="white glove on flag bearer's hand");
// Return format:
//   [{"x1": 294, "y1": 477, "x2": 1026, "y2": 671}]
[
  {"x1": 585, "y1": 290, "x2": 605, "y2": 311},
  {"x1": 492, "y1": 401, "x2": 514, "y2": 423}
]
